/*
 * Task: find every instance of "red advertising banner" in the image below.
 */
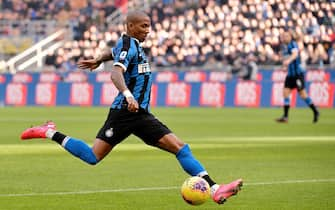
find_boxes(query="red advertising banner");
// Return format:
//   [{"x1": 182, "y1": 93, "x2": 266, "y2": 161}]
[
  {"x1": 271, "y1": 70, "x2": 287, "y2": 82},
  {"x1": 208, "y1": 71, "x2": 230, "y2": 82},
  {"x1": 166, "y1": 82, "x2": 191, "y2": 107},
  {"x1": 65, "y1": 72, "x2": 88, "y2": 82},
  {"x1": 155, "y1": 71, "x2": 178, "y2": 83},
  {"x1": 235, "y1": 81, "x2": 261, "y2": 107},
  {"x1": 200, "y1": 82, "x2": 225, "y2": 107},
  {"x1": 12, "y1": 73, "x2": 32, "y2": 83},
  {"x1": 150, "y1": 84, "x2": 157, "y2": 107},
  {"x1": 309, "y1": 82, "x2": 334, "y2": 107},
  {"x1": 306, "y1": 70, "x2": 330, "y2": 82},
  {"x1": 39, "y1": 72, "x2": 61, "y2": 83},
  {"x1": 0, "y1": 75, "x2": 5, "y2": 83},
  {"x1": 70, "y1": 83, "x2": 93, "y2": 106},
  {"x1": 95, "y1": 71, "x2": 112, "y2": 82},
  {"x1": 184, "y1": 71, "x2": 207, "y2": 82},
  {"x1": 100, "y1": 82, "x2": 119, "y2": 105},
  {"x1": 5, "y1": 83, "x2": 27, "y2": 105},
  {"x1": 271, "y1": 82, "x2": 297, "y2": 107},
  {"x1": 96, "y1": 71, "x2": 112, "y2": 83},
  {"x1": 35, "y1": 83, "x2": 56, "y2": 106}
]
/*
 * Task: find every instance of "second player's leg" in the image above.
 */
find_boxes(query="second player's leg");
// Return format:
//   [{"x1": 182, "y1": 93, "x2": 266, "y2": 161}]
[
  {"x1": 283, "y1": 87, "x2": 291, "y2": 98},
  {"x1": 276, "y1": 87, "x2": 291, "y2": 122},
  {"x1": 298, "y1": 89, "x2": 320, "y2": 123},
  {"x1": 283, "y1": 87, "x2": 292, "y2": 118},
  {"x1": 298, "y1": 88, "x2": 308, "y2": 99}
]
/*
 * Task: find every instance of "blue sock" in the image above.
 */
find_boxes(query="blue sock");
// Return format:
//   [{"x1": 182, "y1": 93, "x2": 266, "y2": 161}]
[
  {"x1": 284, "y1": 97, "x2": 290, "y2": 106},
  {"x1": 62, "y1": 137, "x2": 99, "y2": 165},
  {"x1": 176, "y1": 144, "x2": 206, "y2": 176},
  {"x1": 304, "y1": 97, "x2": 312, "y2": 105}
]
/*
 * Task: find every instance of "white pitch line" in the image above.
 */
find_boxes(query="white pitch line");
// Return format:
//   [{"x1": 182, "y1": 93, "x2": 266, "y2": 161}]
[
  {"x1": 245, "y1": 178, "x2": 335, "y2": 185},
  {"x1": 0, "y1": 118, "x2": 103, "y2": 122},
  {"x1": 189, "y1": 136, "x2": 335, "y2": 141},
  {"x1": 0, "y1": 186, "x2": 179, "y2": 197},
  {"x1": 1, "y1": 178, "x2": 335, "y2": 198}
]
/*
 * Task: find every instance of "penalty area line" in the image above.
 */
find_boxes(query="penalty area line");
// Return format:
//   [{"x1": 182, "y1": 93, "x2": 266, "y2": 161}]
[{"x1": 1, "y1": 178, "x2": 335, "y2": 197}]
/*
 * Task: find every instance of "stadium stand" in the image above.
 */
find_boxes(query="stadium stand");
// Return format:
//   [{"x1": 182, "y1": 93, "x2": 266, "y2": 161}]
[{"x1": 0, "y1": 0, "x2": 335, "y2": 108}]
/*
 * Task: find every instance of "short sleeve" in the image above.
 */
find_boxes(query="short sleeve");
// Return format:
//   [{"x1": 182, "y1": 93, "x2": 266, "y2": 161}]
[{"x1": 113, "y1": 36, "x2": 136, "y2": 71}]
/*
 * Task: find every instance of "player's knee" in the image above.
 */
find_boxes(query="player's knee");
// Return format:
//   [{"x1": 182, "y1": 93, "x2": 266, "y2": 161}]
[
  {"x1": 157, "y1": 134, "x2": 185, "y2": 154},
  {"x1": 86, "y1": 158, "x2": 99, "y2": 165},
  {"x1": 82, "y1": 152, "x2": 99, "y2": 165},
  {"x1": 87, "y1": 161, "x2": 98, "y2": 165}
]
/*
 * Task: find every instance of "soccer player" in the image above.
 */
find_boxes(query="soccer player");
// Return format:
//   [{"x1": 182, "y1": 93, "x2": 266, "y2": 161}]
[
  {"x1": 276, "y1": 31, "x2": 319, "y2": 123},
  {"x1": 21, "y1": 11, "x2": 242, "y2": 205}
]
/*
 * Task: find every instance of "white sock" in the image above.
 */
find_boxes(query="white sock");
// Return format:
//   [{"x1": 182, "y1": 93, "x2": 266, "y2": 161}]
[
  {"x1": 61, "y1": 136, "x2": 71, "y2": 147},
  {"x1": 197, "y1": 171, "x2": 208, "y2": 177},
  {"x1": 45, "y1": 129, "x2": 56, "y2": 139},
  {"x1": 210, "y1": 184, "x2": 219, "y2": 197}
]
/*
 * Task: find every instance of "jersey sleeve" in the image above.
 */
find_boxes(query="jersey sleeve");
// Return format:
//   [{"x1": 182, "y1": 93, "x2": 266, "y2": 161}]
[
  {"x1": 113, "y1": 37, "x2": 136, "y2": 72},
  {"x1": 289, "y1": 41, "x2": 299, "y2": 53}
]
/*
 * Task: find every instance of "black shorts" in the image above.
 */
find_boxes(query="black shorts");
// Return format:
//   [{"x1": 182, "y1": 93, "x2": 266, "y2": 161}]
[
  {"x1": 284, "y1": 74, "x2": 305, "y2": 91},
  {"x1": 96, "y1": 109, "x2": 172, "y2": 146}
]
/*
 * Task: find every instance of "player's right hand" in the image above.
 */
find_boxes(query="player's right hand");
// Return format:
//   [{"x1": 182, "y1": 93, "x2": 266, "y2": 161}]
[
  {"x1": 77, "y1": 59, "x2": 101, "y2": 71},
  {"x1": 126, "y1": 96, "x2": 139, "y2": 113}
]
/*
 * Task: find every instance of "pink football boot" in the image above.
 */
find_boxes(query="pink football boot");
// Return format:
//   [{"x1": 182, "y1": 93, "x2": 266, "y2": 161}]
[
  {"x1": 212, "y1": 178, "x2": 243, "y2": 204},
  {"x1": 21, "y1": 121, "x2": 56, "y2": 140}
]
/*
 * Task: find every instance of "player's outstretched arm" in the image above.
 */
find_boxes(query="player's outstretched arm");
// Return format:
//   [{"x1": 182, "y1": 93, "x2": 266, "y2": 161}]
[{"x1": 77, "y1": 47, "x2": 114, "y2": 71}]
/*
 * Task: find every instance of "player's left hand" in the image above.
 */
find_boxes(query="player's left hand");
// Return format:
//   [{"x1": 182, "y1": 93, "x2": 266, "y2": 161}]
[
  {"x1": 283, "y1": 59, "x2": 290, "y2": 67},
  {"x1": 77, "y1": 59, "x2": 101, "y2": 71}
]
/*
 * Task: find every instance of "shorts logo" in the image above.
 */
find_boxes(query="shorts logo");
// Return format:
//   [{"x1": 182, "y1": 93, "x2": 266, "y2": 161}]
[
  {"x1": 105, "y1": 128, "x2": 114, "y2": 137},
  {"x1": 120, "y1": 51, "x2": 127, "y2": 60},
  {"x1": 296, "y1": 79, "x2": 302, "y2": 88}
]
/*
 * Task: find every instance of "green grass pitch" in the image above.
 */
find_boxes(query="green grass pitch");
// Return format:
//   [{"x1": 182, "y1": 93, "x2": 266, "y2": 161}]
[{"x1": 0, "y1": 107, "x2": 334, "y2": 210}]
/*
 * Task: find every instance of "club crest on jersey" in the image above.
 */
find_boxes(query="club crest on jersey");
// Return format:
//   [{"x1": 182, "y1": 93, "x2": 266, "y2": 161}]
[
  {"x1": 120, "y1": 51, "x2": 127, "y2": 60},
  {"x1": 138, "y1": 63, "x2": 151, "y2": 74}
]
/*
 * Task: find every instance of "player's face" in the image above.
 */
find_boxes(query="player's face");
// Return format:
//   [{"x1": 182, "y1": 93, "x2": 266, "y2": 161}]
[
  {"x1": 280, "y1": 32, "x2": 291, "y2": 44},
  {"x1": 131, "y1": 17, "x2": 151, "y2": 42}
]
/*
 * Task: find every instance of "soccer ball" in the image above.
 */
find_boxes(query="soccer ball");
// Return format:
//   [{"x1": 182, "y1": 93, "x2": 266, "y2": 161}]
[{"x1": 181, "y1": 176, "x2": 211, "y2": 205}]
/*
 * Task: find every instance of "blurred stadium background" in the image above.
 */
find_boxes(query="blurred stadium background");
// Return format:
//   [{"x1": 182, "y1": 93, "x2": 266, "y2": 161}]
[
  {"x1": 0, "y1": 0, "x2": 335, "y2": 107},
  {"x1": 0, "y1": 1, "x2": 335, "y2": 210},
  {"x1": 0, "y1": 0, "x2": 334, "y2": 107}
]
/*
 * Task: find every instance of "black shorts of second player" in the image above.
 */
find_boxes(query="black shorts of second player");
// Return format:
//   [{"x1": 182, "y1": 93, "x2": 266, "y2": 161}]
[
  {"x1": 284, "y1": 74, "x2": 305, "y2": 91},
  {"x1": 96, "y1": 109, "x2": 172, "y2": 147}
]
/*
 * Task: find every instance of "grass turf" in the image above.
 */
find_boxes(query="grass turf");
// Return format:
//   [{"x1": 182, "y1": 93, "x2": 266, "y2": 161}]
[{"x1": 0, "y1": 107, "x2": 334, "y2": 210}]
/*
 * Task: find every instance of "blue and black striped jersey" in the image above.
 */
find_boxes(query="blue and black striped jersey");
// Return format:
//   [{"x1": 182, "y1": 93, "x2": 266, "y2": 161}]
[
  {"x1": 111, "y1": 34, "x2": 152, "y2": 112},
  {"x1": 282, "y1": 41, "x2": 305, "y2": 77}
]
